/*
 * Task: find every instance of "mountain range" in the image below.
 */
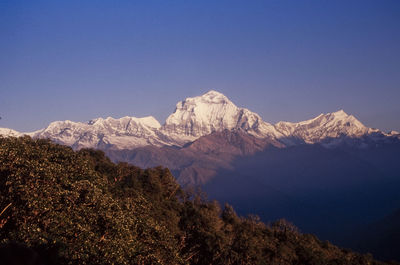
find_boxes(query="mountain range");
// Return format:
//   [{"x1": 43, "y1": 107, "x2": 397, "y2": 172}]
[
  {"x1": 2, "y1": 90, "x2": 400, "y2": 260},
  {"x1": 2, "y1": 90, "x2": 399, "y2": 186},
  {"x1": 2, "y1": 90, "x2": 399, "y2": 151}
]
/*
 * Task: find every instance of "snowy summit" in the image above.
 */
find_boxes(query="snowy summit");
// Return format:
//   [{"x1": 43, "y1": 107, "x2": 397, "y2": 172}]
[{"x1": 161, "y1": 90, "x2": 280, "y2": 143}]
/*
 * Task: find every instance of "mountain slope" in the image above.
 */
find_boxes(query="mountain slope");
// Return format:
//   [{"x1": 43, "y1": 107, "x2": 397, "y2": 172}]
[
  {"x1": 1, "y1": 136, "x2": 388, "y2": 265},
  {"x1": 356, "y1": 208, "x2": 400, "y2": 261},
  {"x1": 107, "y1": 129, "x2": 282, "y2": 185}
]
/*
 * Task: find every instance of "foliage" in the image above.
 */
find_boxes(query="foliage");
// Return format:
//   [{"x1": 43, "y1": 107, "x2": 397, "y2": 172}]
[{"x1": 0, "y1": 136, "x2": 388, "y2": 264}]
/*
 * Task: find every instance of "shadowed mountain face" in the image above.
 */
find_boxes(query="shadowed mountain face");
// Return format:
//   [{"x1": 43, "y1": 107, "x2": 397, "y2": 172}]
[
  {"x1": 203, "y1": 142, "x2": 400, "y2": 257},
  {"x1": 107, "y1": 134, "x2": 400, "y2": 261},
  {"x1": 356, "y1": 208, "x2": 400, "y2": 261},
  {"x1": 0, "y1": 137, "x2": 389, "y2": 265},
  {"x1": 106, "y1": 129, "x2": 282, "y2": 185}
]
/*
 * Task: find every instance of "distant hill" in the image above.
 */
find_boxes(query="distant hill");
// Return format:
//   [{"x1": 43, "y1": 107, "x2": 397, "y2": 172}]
[
  {"x1": 356, "y1": 208, "x2": 400, "y2": 261},
  {"x1": 203, "y1": 143, "x2": 400, "y2": 242},
  {"x1": 0, "y1": 136, "x2": 389, "y2": 264}
]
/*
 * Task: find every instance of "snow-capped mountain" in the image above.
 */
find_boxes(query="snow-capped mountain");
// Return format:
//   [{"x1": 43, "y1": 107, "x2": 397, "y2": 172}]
[
  {"x1": 0, "y1": 128, "x2": 23, "y2": 137},
  {"x1": 160, "y1": 90, "x2": 282, "y2": 145},
  {"x1": 30, "y1": 116, "x2": 168, "y2": 150},
  {"x1": 0, "y1": 90, "x2": 398, "y2": 149},
  {"x1": 275, "y1": 110, "x2": 399, "y2": 147},
  {"x1": 275, "y1": 110, "x2": 369, "y2": 145}
]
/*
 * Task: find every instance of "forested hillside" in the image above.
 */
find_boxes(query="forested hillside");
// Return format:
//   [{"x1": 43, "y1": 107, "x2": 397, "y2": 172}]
[{"x1": 0, "y1": 136, "x2": 390, "y2": 264}]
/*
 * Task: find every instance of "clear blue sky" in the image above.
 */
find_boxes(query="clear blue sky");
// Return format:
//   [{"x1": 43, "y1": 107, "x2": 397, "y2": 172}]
[{"x1": 1, "y1": 0, "x2": 399, "y2": 132}]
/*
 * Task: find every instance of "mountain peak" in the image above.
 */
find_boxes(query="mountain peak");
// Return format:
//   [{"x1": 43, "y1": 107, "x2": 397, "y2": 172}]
[
  {"x1": 325, "y1": 110, "x2": 366, "y2": 129},
  {"x1": 163, "y1": 90, "x2": 239, "y2": 139},
  {"x1": 332, "y1": 109, "x2": 347, "y2": 116},
  {"x1": 329, "y1": 109, "x2": 351, "y2": 120},
  {"x1": 203, "y1": 89, "x2": 224, "y2": 96},
  {"x1": 88, "y1": 116, "x2": 161, "y2": 128},
  {"x1": 201, "y1": 90, "x2": 229, "y2": 100},
  {"x1": 184, "y1": 90, "x2": 232, "y2": 106},
  {"x1": 161, "y1": 90, "x2": 278, "y2": 142}
]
